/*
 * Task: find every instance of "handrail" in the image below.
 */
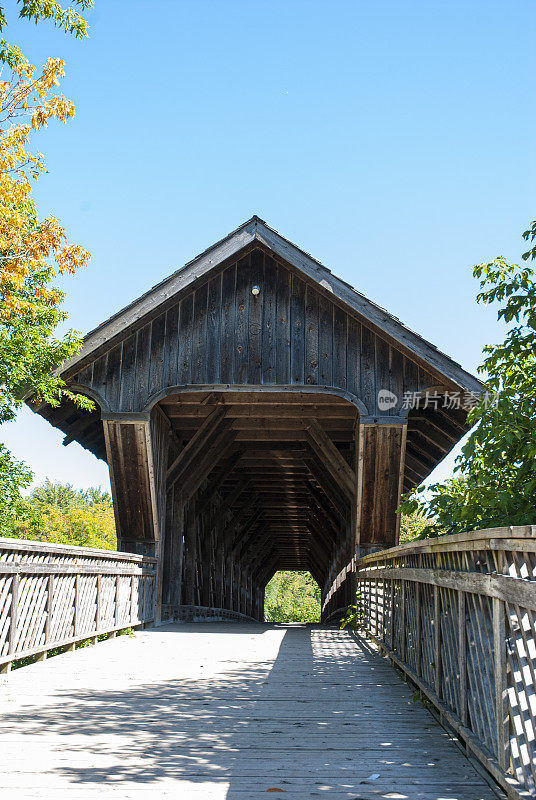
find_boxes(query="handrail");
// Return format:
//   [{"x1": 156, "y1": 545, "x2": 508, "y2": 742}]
[
  {"x1": 355, "y1": 526, "x2": 536, "y2": 799},
  {"x1": 0, "y1": 537, "x2": 157, "y2": 672},
  {"x1": 0, "y1": 536, "x2": 157, "y2": 561}
]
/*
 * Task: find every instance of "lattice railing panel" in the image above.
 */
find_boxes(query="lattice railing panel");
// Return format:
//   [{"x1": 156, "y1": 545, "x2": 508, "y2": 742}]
[
  {"x1": 0, "y1": 538, "x2": 157, "y2": 672},
  {"x1": 440, "y1": 586, "x2": 459, "y2": 716},
  {"x1": 466, "y1": 591, "x2": 496, "y2": 754},
  {"x1": 355, "y1": 525, "x2": 536, "y2": 800},
  {"x1": 506, "y1": 600, "x2": 536, "y2": 794},
  {"x1": 419, "y1": 582, "x2": 435, "y2": 688}
]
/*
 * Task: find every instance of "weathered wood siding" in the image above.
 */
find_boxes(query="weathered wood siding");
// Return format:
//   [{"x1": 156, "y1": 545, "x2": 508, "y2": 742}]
[
  {"x1": 103, "y1": 407, "x2": 170, "y2": 557},
  {"x1": 358, "y1": 423, "x2": 406, "y2": 546},
  {"x1": 70, "y1": 249, "x2": 438, "y2": 416}
]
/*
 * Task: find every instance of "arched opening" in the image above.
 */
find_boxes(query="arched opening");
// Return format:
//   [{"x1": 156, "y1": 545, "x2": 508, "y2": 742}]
[
  {"x1": 264, "y1": 570, "x2": 321, "y2": 623},
  {"x1": 155, "y1": 387, "x2": 360, "y2": 623}
]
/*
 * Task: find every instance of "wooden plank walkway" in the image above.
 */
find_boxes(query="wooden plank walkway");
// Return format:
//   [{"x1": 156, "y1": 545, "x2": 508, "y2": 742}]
[{"x1": 0, "y1": 623, "x2": 501, "y2": 800}]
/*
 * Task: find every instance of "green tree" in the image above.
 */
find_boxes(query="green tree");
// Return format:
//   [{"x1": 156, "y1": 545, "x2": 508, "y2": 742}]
[
  {"x1": 0, "y1": 1, "x2": 92, "y2": 67},
  {"x1": 0, "y1": 444, "x2": 34, "y2": 535},
  {"x1": 0, "y1": 4, "x2": 93, "y2": 531},
  {"x1": 264, "y1": 571, "x2": 321, "y2": 623},
  {"x1": 30, "y1": 479, "x2": 111, "y2": 509},
  {"x1": 402, "y1": 221, "x2": 536, "y2": 534},
  {"x1": 399, "y1": 508, "x2": 439, "y2": 543},
  {"x1": 4, "y1": 480, "x2": 116, "y2": 549}
]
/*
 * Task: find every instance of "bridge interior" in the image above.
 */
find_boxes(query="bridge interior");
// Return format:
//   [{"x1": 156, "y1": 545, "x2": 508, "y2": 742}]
[
  {"x1": 159, "y1": 390, "x2": 358, "y2": 620},
  {"x1": 155, "y1": 388, "x2": 470, "y2": 623}
]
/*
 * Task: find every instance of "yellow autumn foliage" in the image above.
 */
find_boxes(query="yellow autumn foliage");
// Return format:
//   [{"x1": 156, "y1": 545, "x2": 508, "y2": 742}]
[
  {"x1": 14, "y1": 501, "x2": 116, "y2": 550},
  {"x1": 0, "y1": 57, "x2": 89, "y2": 320}
]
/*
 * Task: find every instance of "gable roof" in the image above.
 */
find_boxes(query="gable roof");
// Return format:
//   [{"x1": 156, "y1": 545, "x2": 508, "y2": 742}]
[{"x1": 60, "y1": 216, "x2": 482, "y2": 392}]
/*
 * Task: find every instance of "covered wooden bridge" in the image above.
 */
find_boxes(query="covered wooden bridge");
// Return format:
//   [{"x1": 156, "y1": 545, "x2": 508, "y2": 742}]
[
  {"x1": 32, "y1": 217, "x2": 481, "y2": 624},
  {"x1": 4, "y1": 221, "x2": 534, "y2": 799}
]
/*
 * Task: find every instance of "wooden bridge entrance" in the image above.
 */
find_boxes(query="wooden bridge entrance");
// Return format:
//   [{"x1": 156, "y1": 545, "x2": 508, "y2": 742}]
[{"x1": 30, "y1": 217, "x2": 482, "y2": 623}]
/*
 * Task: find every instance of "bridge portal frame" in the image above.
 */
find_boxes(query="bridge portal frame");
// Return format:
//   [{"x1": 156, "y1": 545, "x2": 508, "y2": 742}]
[{"x1": 30, "y1": 217, "x2": 481, "y2": 623}]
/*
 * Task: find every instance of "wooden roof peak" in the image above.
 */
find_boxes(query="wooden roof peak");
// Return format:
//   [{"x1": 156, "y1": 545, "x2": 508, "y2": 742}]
[{"x1": 60, "y1": 216, "x2": 482, "y2": 392}]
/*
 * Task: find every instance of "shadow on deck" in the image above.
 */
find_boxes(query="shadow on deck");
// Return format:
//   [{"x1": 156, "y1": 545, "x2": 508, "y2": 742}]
[{"x1": 0, "y1": 624, "x2": 501, "y2": 800}]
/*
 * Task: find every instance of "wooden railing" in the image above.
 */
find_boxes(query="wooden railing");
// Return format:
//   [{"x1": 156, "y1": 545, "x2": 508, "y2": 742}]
[
  {"x1": 0, "y1": 538, "x2": 157, "y2": 673},
  {"x1": 356, "y1": 526, "x2": 536, "y2": 800}
]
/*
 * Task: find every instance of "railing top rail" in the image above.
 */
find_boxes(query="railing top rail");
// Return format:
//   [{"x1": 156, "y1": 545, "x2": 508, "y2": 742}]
[
  {"x1": 0, "y1": 537, "x2": 157, "y2": 564},
  {"x1": 357, "y1": 525, "x2": 536, "y2": 565}
]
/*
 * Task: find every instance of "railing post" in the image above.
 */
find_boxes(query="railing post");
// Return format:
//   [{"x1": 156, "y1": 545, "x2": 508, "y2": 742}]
[
  {"x1": 458, "y1": 590, "x2": 467, "y2": 726},
  {"x1": 130, "y1": 575, "x2": 135, "y2": 625},
  {"x1": 493, "y1": 596, "x2": 509, "y2": 771},
  {"x1": 415, "y1": 581, "x2": 421, "y2": 677},
  {"x1": 372, "y1": 579, "x2": 377, "y2": 637},
  {"x1": 434, "y1": 585, "x2": 441, "y2": 698},
  {"x1": 74, "y1": 574, "x2": 80, "y2": 637},
  {"x1": 9, "y1": 572, "x2": 19, "y2": 655},
  {"x1": 114, "y1": 574, "x2": 120, "y2": 629},
  {"x1": 377, "y1": 578, "x2": 382, "y2": 639},
  {"x1": 45, "y1": 574, "x2": 54, "y2": 645},
  {"x1": 389, "y1": 578, "x2": 395, "y2": 651},
  {"x1": 141, "y1": 576, "x2": 146, "y2": 622},
  {"x1": 1, "y1": 573, "x2": 20, "y2": 673},
  {"x1": 400, "y1": 579, "x2": 406, "y2": 660},
  {"x1": 96, "y1": 573, "x2": 101, "y2": 632}
]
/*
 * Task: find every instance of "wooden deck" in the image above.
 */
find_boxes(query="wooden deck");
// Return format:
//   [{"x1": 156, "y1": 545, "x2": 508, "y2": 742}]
[{"x1": 0, "y1": 623, "x2": 501, "y2": 800}]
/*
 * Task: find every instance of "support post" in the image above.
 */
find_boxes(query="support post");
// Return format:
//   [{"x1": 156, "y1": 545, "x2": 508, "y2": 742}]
[
  {"x1": 103, "y1": 407, "x2": 170, "y2": 623},
  {"x1": 434, "y1": 585, "x2": 441, "y2": 698},
  {"x1": 357, "y1": 421, "x2": 407, "y2": 550},
  {"x1": 493, "y1": 596, "x2": 509, "y2": 770},
  {"x1": 458, "y1": 590, "x2": 467, "y2": 726}
]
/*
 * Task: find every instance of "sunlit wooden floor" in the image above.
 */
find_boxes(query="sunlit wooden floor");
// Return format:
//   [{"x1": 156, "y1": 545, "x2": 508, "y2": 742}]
[{"x1": 0, "y1": 623, "x2": 501, "y2": 799}]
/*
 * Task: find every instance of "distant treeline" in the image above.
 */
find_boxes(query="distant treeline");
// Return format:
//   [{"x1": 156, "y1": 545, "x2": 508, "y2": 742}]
[
  {"x1": 1, "y1": 479, "x2": 116, "y2": 550},
  {"x1": 264, "y1": 571, "x2": 321, "y2": 623}
]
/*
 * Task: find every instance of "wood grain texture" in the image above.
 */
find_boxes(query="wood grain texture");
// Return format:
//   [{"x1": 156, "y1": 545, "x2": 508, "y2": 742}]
[
  {"x1": 58, "y1": 217, "x2": 482, "y2": 394},
  {"x1": 67, "y1": 250, "x2": 439, "y2": 418}
]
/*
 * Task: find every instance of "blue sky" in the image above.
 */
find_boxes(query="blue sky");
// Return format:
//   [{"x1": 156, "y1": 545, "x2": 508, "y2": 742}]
[{"x1": 2, "y1": 0, "x2": 535, "y2": 492}]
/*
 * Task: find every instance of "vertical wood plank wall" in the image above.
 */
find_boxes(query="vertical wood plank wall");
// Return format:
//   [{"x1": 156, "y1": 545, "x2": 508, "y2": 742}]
[{"x1": 68, "y1": 250, "x2": 441, "y2": 417}]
